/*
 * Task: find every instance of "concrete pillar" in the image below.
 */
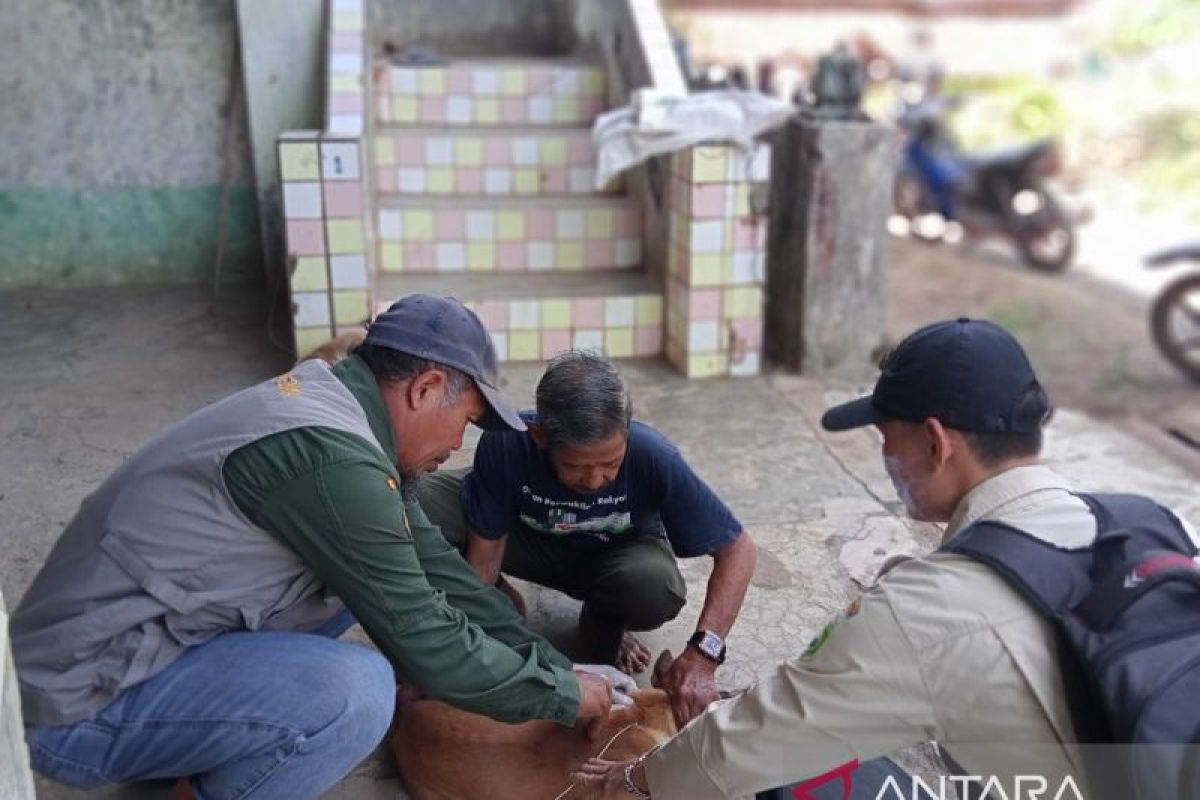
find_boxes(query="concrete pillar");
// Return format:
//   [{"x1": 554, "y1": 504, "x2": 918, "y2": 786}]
[
  {"x1": 764, "y1": 118, "x2": 893, "y2": 379},
  {"x1": 665, "y1": 143, "x2": 771, "y2": 378},
  {"x1": 275, "y1": 0, "x2": 373, "y2": 358}
]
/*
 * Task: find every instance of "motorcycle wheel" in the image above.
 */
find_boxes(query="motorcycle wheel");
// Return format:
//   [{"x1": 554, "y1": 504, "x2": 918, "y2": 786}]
[
  {"x1": 1015, "y1": 192, "x2": 1075, "y2": 273},
  {"x1": 1150, "y1": 272, "x2": 1200, "y2": 383}
]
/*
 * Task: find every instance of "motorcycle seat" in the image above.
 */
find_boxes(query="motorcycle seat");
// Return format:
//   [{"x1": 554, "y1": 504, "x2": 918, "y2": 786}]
[
  {"x1": 960, "y1": 140, "x2": 1051, "y2": 173},
  {"x1": 1146, "y1": 240, "x2": 1200, "y2": 266}
]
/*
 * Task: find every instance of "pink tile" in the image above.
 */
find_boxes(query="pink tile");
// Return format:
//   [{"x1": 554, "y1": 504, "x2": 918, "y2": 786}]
[
  {"x1": 688, "y1": 288, "x2": 722, "y2": 321},
  {"x1": 691, "y1": 184, "x2": 727, "y2": 218},
  {"x1": 525, "y1": 67, "x2": 552, "y2": 97},
  {"x1": 497, "y1": 242, "x2": 526, "y2": 271},
  {"x1": 573, "y1": 297, "x2": 604, "y2": 327},
  {"x1": 731, "y1": 317, "x2": 764, "y2": 349},
  {"x1": 581, "y1": 95, "x2": 605, "y2": 119},
  {"x1": 323, "y1": 181, "x2": 363, "y2": 216},
  {"x1": 635, "y1": 326, "x2": 663, "y2": 356},
  {"x1": 585, "y1": 239, "x2": 613, "y2": 268},
  {"x1": 456, "y1": 168, "x2": 484, "y2": 193},
  {"x1": 755, "y1": 220, "x2": 768, "y2": 248},
  {"x1": 484, "y1": 140, "x2": 510, "y2": 166},
  {"x1": 567, "y1": 137, "x2": 592, "y2": 164},
  {"x1": 500, "y1": 98, "x2": 525, "y2": 123},
  {"x1": 405, "y1": 241, "x2": 436, "y2": 271},
  {"x1": 419, "y1": 97, "x2": 445, "y2": 123},
  {"x1": 435, "y1": 211, "x2": 465, "y2": 239},
  {"x1": 377, "y1": 168, "x2": 397, "y2": 193},
  {"x1": 446, "y1": 68, "x2": 472, "y2": 93},
  {"x1": 286, "y1": 219, "x2": 326, "y2": 255},
  {"x1": 733, "y1": 219, "x2": 759, "y2": 249},
  {"x1": 541, "y1": 168, "x2": 568, "y2": 193},
  {"x1": 541, "y1": 329, "x2": 572, "y2": 358},
  {"x1": 331, "y1": 31, "x2": 361, "y2": 50},
  {"x1": 329, "y1": 92, "x2": 363, "y2": 114},
  {"x1": 615, "y1": 209, "x2": 641, "y2": 237},
  {"x1": 396, "y1": 136, "x2": 425, "y2": 167},
  {"x1": 473, "y1": 299, "x2": 509, "y2": 329},
  {"x1": 527, "y1": 210, "x2": 556, "y2": 239}
]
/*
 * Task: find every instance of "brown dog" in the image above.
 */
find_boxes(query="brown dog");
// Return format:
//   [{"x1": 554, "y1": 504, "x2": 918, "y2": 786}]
[
  {"x1": 300, "y1": 328, "x2": 366, "y2": 366},
  {"x1": 392, "y1": 655, "x2": 679, "y2": 800}
]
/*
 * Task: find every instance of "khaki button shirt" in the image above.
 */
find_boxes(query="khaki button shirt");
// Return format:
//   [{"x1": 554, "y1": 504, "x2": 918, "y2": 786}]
[
  {"x1": 2, "y1": 588, "x2": 35, "y2": 800},
  {"x1": 645, "y1": 466, "x2": 1197, "y2": 799}
]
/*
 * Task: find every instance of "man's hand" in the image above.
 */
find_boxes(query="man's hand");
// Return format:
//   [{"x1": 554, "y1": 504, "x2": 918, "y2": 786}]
[
  {"x1": 654, "y1": 647, "x2": 720, "y2": 728},
  {"x1": 574, "y1": 669, "x2": 615, "y2": 740},
  {"x1": 574, "y1": 662, "x2": 637, "y2": 707},
  {"x1": 571, "y1": 758, "x2": 642, "y2": 799}
]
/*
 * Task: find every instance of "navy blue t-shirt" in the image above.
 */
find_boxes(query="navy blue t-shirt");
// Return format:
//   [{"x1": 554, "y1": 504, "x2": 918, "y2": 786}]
[{"x1": 462, "y1": 415, "x2": 742, "y2": 558}]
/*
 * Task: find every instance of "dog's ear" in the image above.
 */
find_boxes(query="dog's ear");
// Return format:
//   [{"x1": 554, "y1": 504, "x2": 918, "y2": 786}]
[{"x1": 651, "y1": 649, "x2": 673, "y2": 689}]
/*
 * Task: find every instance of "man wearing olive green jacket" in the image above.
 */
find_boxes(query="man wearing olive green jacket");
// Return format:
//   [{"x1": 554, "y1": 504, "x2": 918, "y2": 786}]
[{"x1": 12, "y1": 295, "x2": 614, "y2": 800}]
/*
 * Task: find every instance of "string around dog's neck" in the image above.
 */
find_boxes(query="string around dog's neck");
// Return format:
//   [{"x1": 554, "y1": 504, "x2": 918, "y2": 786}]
[{"x1": 552, "y1": 723, "x2": 640, "y2": 800}]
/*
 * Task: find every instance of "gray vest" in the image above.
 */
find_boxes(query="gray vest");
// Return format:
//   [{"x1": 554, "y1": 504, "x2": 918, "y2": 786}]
[{"x1": 11, "y1": 359, "x2": 386, "y2": 727}]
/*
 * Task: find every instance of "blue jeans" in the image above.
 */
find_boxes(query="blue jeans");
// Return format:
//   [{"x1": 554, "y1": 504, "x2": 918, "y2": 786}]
[{"x1": 26, "y1": 610, "x2": 395, "y2": 800}]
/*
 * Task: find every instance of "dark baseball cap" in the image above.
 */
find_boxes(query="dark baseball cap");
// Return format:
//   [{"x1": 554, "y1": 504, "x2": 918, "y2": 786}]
[
  {"x1": 364, "y1": 294, "x2": 525, "y2": 432},
  {"x1": 821, "y1": 318, "x2": 1050, "y2": 434}
]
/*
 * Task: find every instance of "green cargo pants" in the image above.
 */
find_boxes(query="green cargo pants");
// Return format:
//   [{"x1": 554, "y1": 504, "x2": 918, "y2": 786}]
[{"x1": 415, "y1": 468, "x2": 687, "y2": 664}]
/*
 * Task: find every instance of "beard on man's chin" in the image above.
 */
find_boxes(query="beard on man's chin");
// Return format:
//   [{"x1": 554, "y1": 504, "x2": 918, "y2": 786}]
[{"x1": 399, "y1": 472, "x2": 424, "y2": 501}]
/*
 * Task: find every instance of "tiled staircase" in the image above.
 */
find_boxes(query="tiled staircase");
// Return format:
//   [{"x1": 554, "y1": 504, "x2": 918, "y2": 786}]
[
  {"x1": 370, "y1": 56, "x2": 665, "y2": 362},
  {"x1": 279, "y1": 0, "x2": 770, "y2": 378}
]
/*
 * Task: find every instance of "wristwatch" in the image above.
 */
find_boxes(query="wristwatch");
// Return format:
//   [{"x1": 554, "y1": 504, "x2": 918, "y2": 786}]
[{"x1": 688, "y1": 629, "x2": 727, "y2": 664}]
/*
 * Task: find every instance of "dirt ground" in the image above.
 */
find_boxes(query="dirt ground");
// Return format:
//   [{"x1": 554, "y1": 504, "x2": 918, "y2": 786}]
[{"x1": 885, "y1": 236, "x2": 1198, "y2": 424}]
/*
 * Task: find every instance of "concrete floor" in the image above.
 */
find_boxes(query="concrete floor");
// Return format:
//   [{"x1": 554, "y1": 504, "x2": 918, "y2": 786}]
[{"x1": 2, "y1": 285, "x2": 1198, "y2": 800}]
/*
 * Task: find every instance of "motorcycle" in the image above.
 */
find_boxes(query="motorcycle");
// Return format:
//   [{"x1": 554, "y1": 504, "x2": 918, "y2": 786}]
[
  {"x1": 892, "y1": 96, "x2": 1076, "y2": 273},
  {"x1": 1147, "y1": 240, "x2": 1200, "y2": 383}
]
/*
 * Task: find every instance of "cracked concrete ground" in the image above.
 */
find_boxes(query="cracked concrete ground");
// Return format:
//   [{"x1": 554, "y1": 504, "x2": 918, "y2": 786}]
[{"x1": 2, "y1": 285, "x2": 1198, "y2": 799}]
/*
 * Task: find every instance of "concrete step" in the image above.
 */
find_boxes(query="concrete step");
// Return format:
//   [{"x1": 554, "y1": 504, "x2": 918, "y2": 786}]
[
  {"x1": 374, "y1": 125, "x2": 612, "y2": 197},
  {"x1": 375, "y1": 270, "x2": 664, "y2": 362},
  {"x1": 375, "y1": 195, "x2": 642, "y2": 274},
  {"x1": 373, "y1": 57, "x2": 606, "y2": 127}
]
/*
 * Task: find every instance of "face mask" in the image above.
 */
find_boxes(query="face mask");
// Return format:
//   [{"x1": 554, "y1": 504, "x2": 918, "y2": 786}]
[{"x1": 883, "y1": 455, "x2": 921, "y2": 518}]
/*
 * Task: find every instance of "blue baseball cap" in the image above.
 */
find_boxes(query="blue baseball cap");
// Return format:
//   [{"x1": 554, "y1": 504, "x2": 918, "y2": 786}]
[
  {"x1": 364, "y1": 294, "x2": 525, "y2": 432},
  {"x1": 821, "y1": 318, "x2": 1050, "y2": 434}
]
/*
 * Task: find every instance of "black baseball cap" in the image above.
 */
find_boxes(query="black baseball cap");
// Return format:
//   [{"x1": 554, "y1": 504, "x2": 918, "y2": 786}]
[
  {"x1": 821, "y1": 318, "x2": 1050, "y2": 434},
  {"x1": 364, "y1": 294, "x2": 525, "y2": 432}
]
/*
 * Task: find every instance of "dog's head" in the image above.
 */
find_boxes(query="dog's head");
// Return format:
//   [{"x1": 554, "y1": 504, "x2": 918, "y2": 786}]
[{"x1": 299, "y1": 327, "x2": 367, "y2": 366}]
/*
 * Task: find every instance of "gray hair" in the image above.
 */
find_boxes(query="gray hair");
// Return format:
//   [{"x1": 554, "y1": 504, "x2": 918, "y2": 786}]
[
  {"x1": 535, "y1": 350, "x2": 632, "y2": 448},
  {"x1": 355, "y1": 343, "x2": 473, "y2": 406}
]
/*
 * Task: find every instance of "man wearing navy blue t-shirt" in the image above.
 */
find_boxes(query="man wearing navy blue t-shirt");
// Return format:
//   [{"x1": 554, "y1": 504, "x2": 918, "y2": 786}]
[{"x1": 417, "y1": 350, "x2": 757, "y2": 726}]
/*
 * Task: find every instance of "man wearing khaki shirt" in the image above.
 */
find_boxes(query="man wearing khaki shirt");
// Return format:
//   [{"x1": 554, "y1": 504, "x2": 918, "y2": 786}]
[
  {"x1": 574, "y1": 318, "x2": 1197, "y2": 799},
  {"x1": 2, "y1": 585, "x2": 35, "y2": 800}
]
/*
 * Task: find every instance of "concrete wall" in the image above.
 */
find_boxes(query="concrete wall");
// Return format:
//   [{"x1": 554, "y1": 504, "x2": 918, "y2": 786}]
[
  {"x1": 371, "y1": 0, "x2": 578, "y2": 56},
  {"x1": 0, "y1": 0, "x2": 260, "y2": 288},
  {"x1": 235, "y1": 0, "x2": 325, "y2": 306}
]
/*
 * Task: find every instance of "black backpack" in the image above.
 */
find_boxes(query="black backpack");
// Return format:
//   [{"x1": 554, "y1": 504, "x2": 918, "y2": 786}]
[{"x1": 943, "y1": 493, "x2": 1200, "y2": 800}]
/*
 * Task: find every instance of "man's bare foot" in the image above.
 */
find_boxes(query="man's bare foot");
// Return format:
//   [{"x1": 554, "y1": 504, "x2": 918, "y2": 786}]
[
  {"x1": 617, "y1": 631, "x2": 651, "y2": 674},
  {"x1": 495, "y1": 574, "x2": 527, "y2": 617}
]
